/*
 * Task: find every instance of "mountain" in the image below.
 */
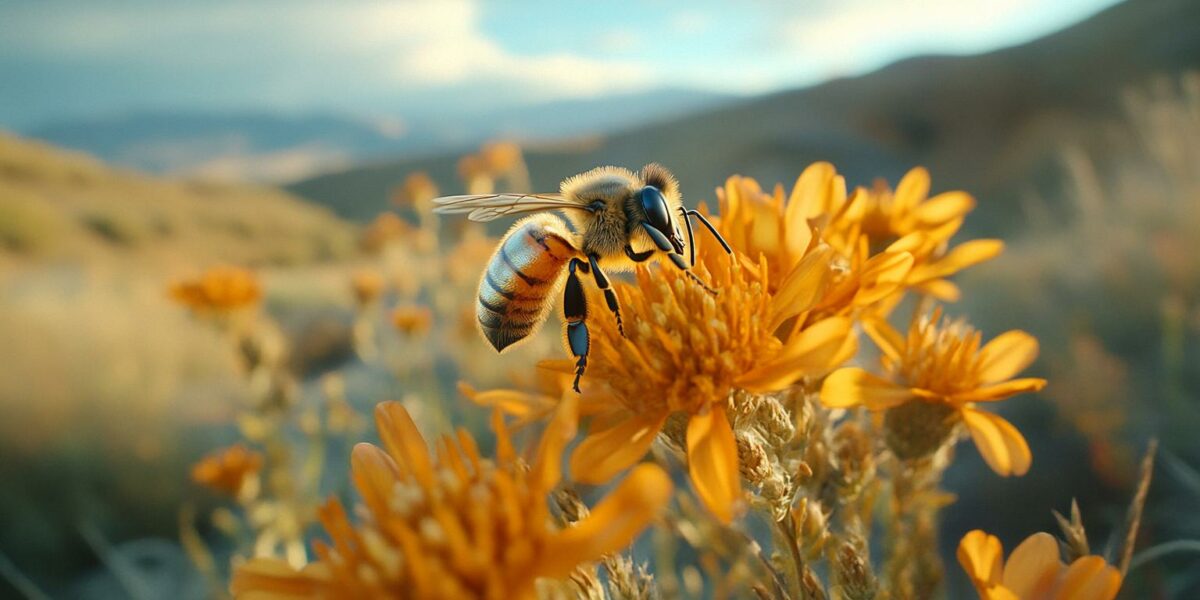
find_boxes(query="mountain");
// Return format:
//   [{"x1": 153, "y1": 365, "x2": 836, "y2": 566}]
[
  {"x1": 288, "y1": 0, "x2": 1200, "y2": 235},
  {"x1": 23, "y1": 89, "x2": 733, "y2": 184},
  {"x1": 0, "y1": 131, "x2": 357, "y2": 270}
]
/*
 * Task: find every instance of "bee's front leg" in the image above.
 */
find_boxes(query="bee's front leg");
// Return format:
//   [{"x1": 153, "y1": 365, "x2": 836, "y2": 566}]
[
  {"x1": 587, "y1": 254, "x2": 624, "y2": 337},
  {"x1": 564, "y1": 258, "x2": 590, "y2": 393}
]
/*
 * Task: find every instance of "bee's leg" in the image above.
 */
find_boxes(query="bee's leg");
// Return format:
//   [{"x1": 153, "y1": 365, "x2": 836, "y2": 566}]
[
  {"x1": 684, "y1": 210, "x2": 733, "y2": 256},
  {"x1": 564, "y1": 258, "x2": 590, "y2": 393},
  {"x1": 624, "y1": 245, "x2": 655, "y2": 262},
  {"x1": 586, "y1": 253, "x2": 624, "y2": 337},
  {"x1": 640, "y1": 221, "x2": 718, "y2": 295}
]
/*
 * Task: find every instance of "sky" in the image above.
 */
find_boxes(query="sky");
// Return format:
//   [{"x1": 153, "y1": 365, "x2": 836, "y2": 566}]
[{"x1": 0, "y1": 0, "x2": 1122, "y2": 130}]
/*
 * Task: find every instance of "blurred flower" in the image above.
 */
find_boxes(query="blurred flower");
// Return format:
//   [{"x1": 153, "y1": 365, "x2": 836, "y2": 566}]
[
  {"x1": 480, "y1": 141, "x2": 523, "y2": 175},
  {"x1": 350, "y1": 269, "x2": 386, "y2": 307},
  {"x1": 191, "y1": 444, "x2": 263, "y2": 499},
  {"x1": 231, "y1": 399, "x2": 672, "y2": 599},
  {"x1": 360, "y1": 212, "x2": 416, "y2": 254},
  {"x1": 822, "y1": 308, "x2": 1045, "y2": 475},
  {"x1": 391, "y1": 305, "x2": 433, "y2": 336},
  {"x1": 392, "y1": 171, "x2": 439, "y2": 209},
  {"x1": 458, "y1": 154, "x2": 495, "y2": 195},
  {"x1": 169, "y1": 265, "x2": 261, "y2": 313},
  {"x1": 957, "y1": 530, "x2": 1120, "y2": 600}
]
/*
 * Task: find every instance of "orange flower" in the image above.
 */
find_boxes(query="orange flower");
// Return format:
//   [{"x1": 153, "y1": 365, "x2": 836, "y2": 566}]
[
  {"x1": 360, "y1": 212, "x2": 416, "y2": 254},
  {"x1": 958, "y1": 530, "x2": 1121, "y2": 600},
  {"x1": 350, "y1": 270, "x2": 386, "y2": 306},
  {"x1": 169, "y1": 265, "x2": 262, "y2": 313},
  {"x1": 191, "y1": 444, "x2": 263, "y2": 498},
  {"x1": 391, "y1": 305, "x2": 433, "y2": 336},
  {"x1": 231, "y1": 399, "x2": 672, "y2": 599},
  {"x1": 822, "y1": 308, "x2": 1045, "y2": 475}
]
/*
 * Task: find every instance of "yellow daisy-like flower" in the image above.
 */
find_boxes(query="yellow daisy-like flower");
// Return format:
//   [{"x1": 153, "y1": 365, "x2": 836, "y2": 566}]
[
  {"x1": 231, "y1": 398, "x2": 672, "y2": 599},
  {"x1": 567, "y1": 240, "x2": 854, "y2": 523},
  {"x1": 821, "y1": 308, "x2": 1046, "y2": 476},
  {"x1": 169, "y1": 265, "x2": 262, "y2": 313},
  {"x1": 958, "y1": 530, "x2": 1121, "y2": 600},
  {"x1": 818, "y1": 167, "x2": 1002, "y2": 303},
  {"x1": 712, "y1": 164, "x2": 914, "y2": 316}
]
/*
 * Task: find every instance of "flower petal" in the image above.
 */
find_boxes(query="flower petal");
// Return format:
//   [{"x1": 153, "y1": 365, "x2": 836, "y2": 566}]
[
  {"x1": 913, "y1": 191, "x2": 975, "y2": 226},
  {"x1": 1054, "y1": 556, "x2": 1121, "y2": 600},
  {"x1": 893, "y1": 167, "x2": 931, "y2": 214},
  {"x1": 529, "y1": 393, "x2": 578, "y2": 492},
  {"x1": 793, "y1": 161, "x2": 840, "y2": 219},
  {"x1": 1002, "y1": 532, "x2": 1064, "y2": 598},
  {"x1": 770, "y1": 246, "x2": 833, "y2": 328},
  {"x1": 569, "y1": 411, "x2": 666, "y2": 484},
  {"x1": 820, "y1": 368, "x2": 914, "y2": 410},
  {"x1": 862, "y1": 316, "x2": 905, "y2": 362},
  {"x1": 738, "y1": 317, "x2": 855, "y2": 391},
  {"x1": 957, "y1": 530, "x2": 1004, "y2": 590},
  {"x1": 460, "y1": 382, "x2": 555, "y2": 422},
  {"x1": 231, "y1": 558, "x2": 332, "y2": 597},
  {"x1": 910, "y1": 239, "x2": 1004, "y2": 282},
  {"x1": 374, "y1": 401, "x2": 435, "y2": 489},
  {"x1": 855, "y1": 251, "x2": 914, "y2": 305},
  {"x1": 962, "y1": 408, "x2": 1032, "y2": 476},
  {"x1": 536, "y1": 463, "x2": 672, "y2": 580},
  {"x1": 686, "y1": 408, "x2": 742, "y2": 523},
  {"x1": 977, "y1": 331, "x2": 1040, "y2": 384},
  {"x1": 952, "y1": 378, "x2": 1047, "y2": 403}
]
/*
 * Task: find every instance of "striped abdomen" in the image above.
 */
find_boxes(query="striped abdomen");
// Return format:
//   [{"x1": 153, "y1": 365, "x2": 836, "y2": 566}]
[{"x1": 477, "y1": 214, "x2": 577, "y2": 352}]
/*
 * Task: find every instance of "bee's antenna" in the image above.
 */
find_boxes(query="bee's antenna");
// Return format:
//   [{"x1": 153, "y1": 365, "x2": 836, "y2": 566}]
[
  {"x1": 684, "y1": 209, "x2": 733, "y2": 257},
  {"x1": 679, "y1": 206, "x2": 698, "y2": 267}
]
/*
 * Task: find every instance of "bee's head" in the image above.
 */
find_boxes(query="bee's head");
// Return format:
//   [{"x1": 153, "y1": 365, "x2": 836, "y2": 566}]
[{"x1": 639, "y1": 185, "x2": 684, "y2": 254}]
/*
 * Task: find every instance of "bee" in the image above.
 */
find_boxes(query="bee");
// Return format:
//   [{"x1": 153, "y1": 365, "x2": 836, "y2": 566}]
[{"x1": 433, "y1": 163, "x2": 731, "y2": 392}]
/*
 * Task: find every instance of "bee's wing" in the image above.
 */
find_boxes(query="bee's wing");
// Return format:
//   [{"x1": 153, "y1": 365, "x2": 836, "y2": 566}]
[{"x1": 432, "y1": 193, "x2": 588, "y2": 222}]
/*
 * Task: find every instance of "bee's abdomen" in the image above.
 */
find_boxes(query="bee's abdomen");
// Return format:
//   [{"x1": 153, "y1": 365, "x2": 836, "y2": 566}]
[{"x1": 476, "y1": 214, "x2": 576, "y2": 352}]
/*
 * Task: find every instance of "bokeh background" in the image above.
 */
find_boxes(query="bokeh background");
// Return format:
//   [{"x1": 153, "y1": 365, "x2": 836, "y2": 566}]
[{"x1": 1, "y1": 0, "x2": 1199, "y2": 597}]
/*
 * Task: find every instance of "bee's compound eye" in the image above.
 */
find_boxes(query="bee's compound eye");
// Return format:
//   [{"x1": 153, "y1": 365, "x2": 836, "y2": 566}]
[{"x1": 640, "y1": 186, "x2": 672, "y2": 232}]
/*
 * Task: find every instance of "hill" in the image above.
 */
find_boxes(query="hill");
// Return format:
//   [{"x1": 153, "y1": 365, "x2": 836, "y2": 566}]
[
  {"x1": 289, "y1": 0, "x2": 1200, "y2": 235},
  {"x1": 25, "y1": 89, "x2": 733, "y2": 183},
  {"x1": 0, "y1": 131, "x2": 358, "y2": 271}
]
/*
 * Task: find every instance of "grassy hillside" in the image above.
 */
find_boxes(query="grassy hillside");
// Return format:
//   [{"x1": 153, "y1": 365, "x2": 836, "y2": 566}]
[
  {"x1": 290, "y1": 0, "x2": 1200, "y2": 236},
  {"x1": 0, "y1": 131, "x2": 358, "y2": 271}
]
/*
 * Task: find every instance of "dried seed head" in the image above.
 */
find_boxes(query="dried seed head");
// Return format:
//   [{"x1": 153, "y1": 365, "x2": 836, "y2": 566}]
[
  {"x1": 833, "y1": 420, "x2": 876, "y2": 500},
  {"x1": 883, "y1": 400, "x2": 960, "y2": 461},
  {"x1": 736, "y1": 430, "x2": 773, "y2": 484},
  {"x1": 832, "y1": 540, "x2": 878, "y2": 600}
]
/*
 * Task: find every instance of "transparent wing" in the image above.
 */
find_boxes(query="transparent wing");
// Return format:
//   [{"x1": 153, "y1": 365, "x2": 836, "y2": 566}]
[{"x1": 432, "y1": 193, "x2": 587, "y2": 222}]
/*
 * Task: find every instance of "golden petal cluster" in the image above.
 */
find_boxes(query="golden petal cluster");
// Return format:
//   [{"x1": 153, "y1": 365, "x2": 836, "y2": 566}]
[
  {"x1": 169, "y1": 265, "x2": 262, "y2": 313},
  {"x1": 191, "y1": 443, "x2": 263, "y2": 498},
  {"x1": 822, "y1": 308, "x2": 1046, "y2": 476},
  {"x1": 231, "y1": 399, "x2": 672, "y2": 599},
  {"x1": 958, "y1": 530, "x2": 1121, "y2": 600},
  {"x1": 818, "y1": 166, "x2": 1002, "y2": 303}
]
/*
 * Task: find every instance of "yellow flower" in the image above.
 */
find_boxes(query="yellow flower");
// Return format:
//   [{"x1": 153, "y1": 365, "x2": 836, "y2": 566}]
[
  {"x1": 712, "y1": 164, "x2": 913, "y2": 316},
  {"x1": 817, "y1": 167, "x2": 1002, "y2": 303},
  {"x1": 191, "y1": 444, "x2": 263, "y2": 498},
  {"x1": 350, "y1": 270, "x2": 386, "y2": 306},
  {"x1": 360, "y1": 212, "x2": 416, "y2": 254},
  {"x1": 391, "y1": 305, "x2": 433, "y2": 336},
  {"x1": 566, "y1": 239, "x2": 853, "y2": 523},
  {"x1": 958, "y1": 530, "x2": 1121, "y2": 600},
  {"x1": 231, "y1": 399, "x2": 672, "y2": 599},
  {"x1": 821, "y1": 308, "x2": 1045, "y2": 475},
  {"x1": 169, "y1": 265, "x2": 262, "y2": 313}
]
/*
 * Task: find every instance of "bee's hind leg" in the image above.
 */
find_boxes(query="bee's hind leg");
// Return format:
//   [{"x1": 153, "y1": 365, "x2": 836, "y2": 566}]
[
  {"x1": 586, "y1": 253, "x2": 624, "y2": 337},
  {"x1": 564, "y1": 258, "x2": 590, "y2": 393}
]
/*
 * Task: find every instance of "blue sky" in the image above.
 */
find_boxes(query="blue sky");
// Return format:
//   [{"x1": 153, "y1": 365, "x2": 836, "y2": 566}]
[{"x1": 0, "y1": 0, "x2": 1122, "y2": 129}]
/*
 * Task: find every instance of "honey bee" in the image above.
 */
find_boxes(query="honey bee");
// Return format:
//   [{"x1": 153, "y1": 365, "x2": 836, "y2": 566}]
[{"x1": 433, "y1": 163, "x2": 731, "y2": 392}]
